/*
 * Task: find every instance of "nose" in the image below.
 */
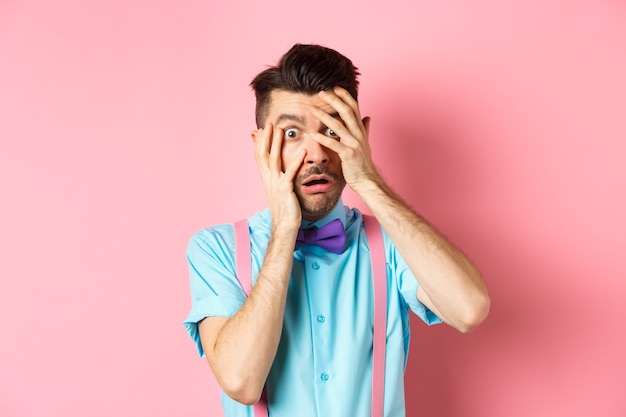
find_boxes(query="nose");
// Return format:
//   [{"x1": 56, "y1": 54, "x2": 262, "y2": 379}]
[{"x1": 303, "y1": 135, "x2": 329, "y2": 165}]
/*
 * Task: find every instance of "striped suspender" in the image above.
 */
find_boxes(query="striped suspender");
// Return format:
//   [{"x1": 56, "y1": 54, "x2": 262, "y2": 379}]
[{"x1": 233, "y1": 215, "x2": 387, "y2": 417}]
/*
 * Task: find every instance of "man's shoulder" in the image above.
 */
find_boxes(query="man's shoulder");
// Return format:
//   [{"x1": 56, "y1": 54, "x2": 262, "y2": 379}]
[
  {"x1": 188, "y1": 209, "x2": 272, "y2": 246},
  {"x1": 186, "y1": 223, "x2": 234, "y2": 256}
]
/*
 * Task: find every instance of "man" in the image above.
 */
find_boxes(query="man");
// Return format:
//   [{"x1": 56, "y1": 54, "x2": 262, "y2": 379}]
[{"x1": 184, "y1": 43, "x2": 490, "y2": 416}]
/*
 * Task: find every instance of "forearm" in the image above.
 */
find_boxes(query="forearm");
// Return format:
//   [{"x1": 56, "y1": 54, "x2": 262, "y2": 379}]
[
  {"x1": 201, "y1": 226, "x2": 296, "y2": 404},
  {"x1": 353, "y1": 176, "x2": 490, "y2": 332}
]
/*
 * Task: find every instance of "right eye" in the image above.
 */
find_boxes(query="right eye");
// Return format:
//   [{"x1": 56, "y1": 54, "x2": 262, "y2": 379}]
[{"x1": 284, "y1": 128, "x2": 301, "y2": 140}]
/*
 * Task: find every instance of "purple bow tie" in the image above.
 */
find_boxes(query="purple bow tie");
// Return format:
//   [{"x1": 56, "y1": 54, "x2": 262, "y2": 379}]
[{"x1": 295, "y1": 218, "x2": 346, "y2": 254}]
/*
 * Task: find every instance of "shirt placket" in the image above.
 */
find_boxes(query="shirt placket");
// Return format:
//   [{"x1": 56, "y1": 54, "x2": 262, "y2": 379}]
[{"x1": 304, "y1": 253, "x2": 334, "y2": 417}]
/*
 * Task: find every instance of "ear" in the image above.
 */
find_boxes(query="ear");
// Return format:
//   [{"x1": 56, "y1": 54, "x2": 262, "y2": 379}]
[
  {"x1": 251, "y1": 129, "x2": 259, "y2": 142},
  {"x1": 362, "y1": 116, "x2": 371, "y2": 137}
]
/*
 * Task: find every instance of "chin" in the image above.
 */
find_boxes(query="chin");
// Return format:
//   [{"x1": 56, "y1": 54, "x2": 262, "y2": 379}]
[{"x1": 299, "y1": 193, "x2": 341, "y2": 220}]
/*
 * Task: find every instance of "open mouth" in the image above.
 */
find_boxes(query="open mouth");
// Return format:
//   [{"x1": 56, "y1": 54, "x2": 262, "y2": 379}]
[
  {"x1": 301, "y1": 176, "x2": 333, "y2": 194},
  {"x1": 303, "y1": 178, "x2": 329, "y2": 186}
]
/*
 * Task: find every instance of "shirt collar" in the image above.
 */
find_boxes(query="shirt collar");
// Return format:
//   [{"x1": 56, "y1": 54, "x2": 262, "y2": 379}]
[{"x1": 300, "y1": 198, "x2": 346, "y2": 230}]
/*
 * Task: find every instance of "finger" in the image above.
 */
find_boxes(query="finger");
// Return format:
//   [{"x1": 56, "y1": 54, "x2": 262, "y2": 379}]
[
  {"x1": 269, "y1": 124, "x2": 283, "y2": 171},
  {"x1": 284, "y1": 148, "x2": 306, "y2": 180},
  {"x1": 254, "y1": 125, "x2": 272, "y2": 170},
  {"x1": 310, "y1": 106, "x2": 355, "y2": 146},
  {"x1": 332, "y1": 86, "x2": 362, "y2": 122},
  {"x1": 309, "y1": 131, "x2": 343, "y2": 155},
  {"x1": 318, "y1": 90, "x2": 363, "y2": 138}
]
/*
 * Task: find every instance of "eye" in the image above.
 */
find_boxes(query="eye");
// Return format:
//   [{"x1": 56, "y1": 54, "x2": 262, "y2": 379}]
[
  {"x1": 325, "y1": 128, "x2": 339, "y2": 139},
  {"x1": 284, "y1": 128, "x2": 301, "y2": 140}
]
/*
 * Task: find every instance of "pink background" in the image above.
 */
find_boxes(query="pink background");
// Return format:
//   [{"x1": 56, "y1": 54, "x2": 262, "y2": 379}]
[{"x1": 1, "y1": 0, "x2": 625, "y2": 416}]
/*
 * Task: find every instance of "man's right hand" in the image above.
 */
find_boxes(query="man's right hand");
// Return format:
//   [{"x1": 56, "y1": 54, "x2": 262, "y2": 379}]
[
  {"x1": 252, "y1": 123, "x2": 305, "y2": 233},
  {"x1": 200, "y1": 122, "x2": 304, "y2": 404}
]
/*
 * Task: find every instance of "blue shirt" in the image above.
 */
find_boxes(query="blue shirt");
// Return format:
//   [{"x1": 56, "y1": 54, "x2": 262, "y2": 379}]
[{"x1": 184, "y1": 200, "x2": 441, "y2": 417}]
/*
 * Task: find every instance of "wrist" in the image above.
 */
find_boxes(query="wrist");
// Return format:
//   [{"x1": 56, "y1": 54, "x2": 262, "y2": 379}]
[
  {"x1": 271, "y1": 222, "x2": 300, "y2": 241},
  {"x1": 349, "y1": 172, "x2": 386, "y2": 197}
]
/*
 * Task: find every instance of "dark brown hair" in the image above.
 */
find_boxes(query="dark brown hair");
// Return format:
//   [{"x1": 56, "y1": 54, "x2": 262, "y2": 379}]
[{"x1": 250, "y1": 44, "x2": 360, "y2": 127}]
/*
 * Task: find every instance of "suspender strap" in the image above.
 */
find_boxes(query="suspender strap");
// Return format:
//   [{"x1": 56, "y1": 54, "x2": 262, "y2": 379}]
[
  {"x1": 363, "y1": 214, "x2": 387, "y2": 417},
  {"x1": 233, "y1": 216, "x2": 387, "y2": 417},
  {"x1": 234, "y1": 219, "x2": 252, "y2": 295},
  {"x1": 233, "y1": 219, "x2": 269, "y2": 417}
]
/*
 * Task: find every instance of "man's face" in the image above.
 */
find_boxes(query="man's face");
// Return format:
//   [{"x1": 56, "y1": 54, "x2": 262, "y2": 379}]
[{"x1": 262, "y1": 89, "x2": 346, "y2": 221}]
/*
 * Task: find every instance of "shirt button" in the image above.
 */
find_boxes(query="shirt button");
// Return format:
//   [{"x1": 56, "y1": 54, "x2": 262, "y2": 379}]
[
  {"x1": 312, "y1": 262, "x2": 320, "y2": 270},
  {"x1": 316, "y1": 314, "x2": 326, "y2": 323},
  {"x1": 320, "y1": 372, "x2": 329, "y2": 382}
]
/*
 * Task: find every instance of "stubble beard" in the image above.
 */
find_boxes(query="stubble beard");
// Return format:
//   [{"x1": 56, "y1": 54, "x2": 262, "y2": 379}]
[{"x1": 295, "y1": 166, "x2": 346, "y2": 220}]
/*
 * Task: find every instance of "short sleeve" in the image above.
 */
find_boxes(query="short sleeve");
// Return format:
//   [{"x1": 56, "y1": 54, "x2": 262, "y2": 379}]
[
  {"x1": 182, "y1": 225, "x2": 247, "y2": 357},
  {"x1": 384, "y1": 232, "x2": 442, "y2": 326}
]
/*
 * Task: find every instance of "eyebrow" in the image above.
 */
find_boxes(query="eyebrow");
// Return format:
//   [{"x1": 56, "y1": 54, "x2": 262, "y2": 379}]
[
  {"x1": 274, "y1": 112, "x2": 342, "y2": 125},
  {"x1": 275, "y1": 114, "x2": 305, "y2": 125}
]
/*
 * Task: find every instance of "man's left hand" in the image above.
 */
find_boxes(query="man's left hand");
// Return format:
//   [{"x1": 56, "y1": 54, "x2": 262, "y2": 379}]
[{"x1": 310, "y1": 87, "x2": 379, "y2": 193}]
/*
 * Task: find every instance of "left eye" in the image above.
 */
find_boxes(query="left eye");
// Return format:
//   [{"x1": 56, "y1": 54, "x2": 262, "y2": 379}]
[{"x1": 325, "y1": 128, "x2": 339, "y2": 138}]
